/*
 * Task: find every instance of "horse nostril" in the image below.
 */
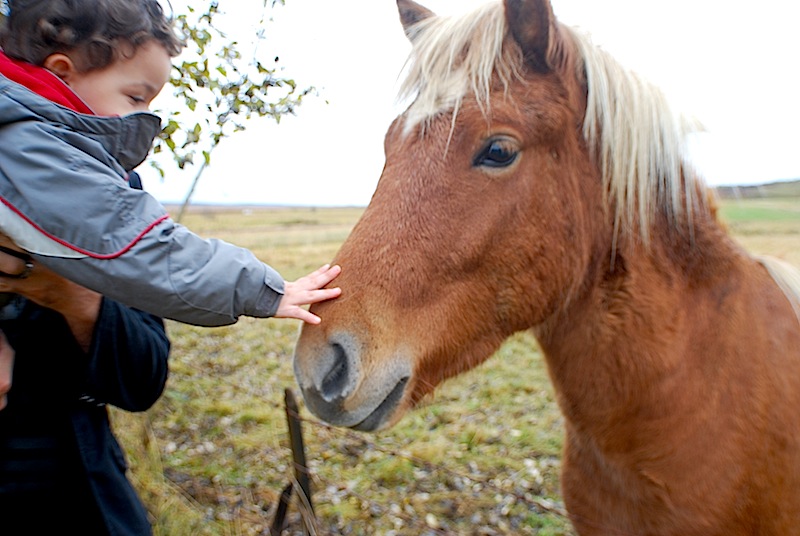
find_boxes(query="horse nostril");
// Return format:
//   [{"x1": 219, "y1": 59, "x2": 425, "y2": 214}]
[{"x1": 320, "y1": 343, "x2": 349, "y2": 402}]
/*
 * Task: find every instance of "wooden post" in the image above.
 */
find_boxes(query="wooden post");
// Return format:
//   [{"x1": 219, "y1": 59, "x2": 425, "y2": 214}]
[
  {"x1": 269, "y1": 483, "x2": 293, "y2": 536},
  {"x1": 284, "y1": 388, "x2": 315, "y2": 534}
]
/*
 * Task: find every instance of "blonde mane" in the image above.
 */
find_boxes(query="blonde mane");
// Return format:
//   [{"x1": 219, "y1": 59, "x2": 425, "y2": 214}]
[{"x1": 398, "y1": 1, "x2": 705, "y2": 243}]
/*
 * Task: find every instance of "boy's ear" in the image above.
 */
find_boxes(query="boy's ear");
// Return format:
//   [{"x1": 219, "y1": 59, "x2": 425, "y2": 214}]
[{"x1": 42, "y1": 54, "x2": 78, "y2": 82}]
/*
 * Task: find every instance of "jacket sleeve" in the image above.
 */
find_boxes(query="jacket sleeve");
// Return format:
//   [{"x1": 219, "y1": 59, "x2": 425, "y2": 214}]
[
  {"x1": 82, "y1": 297, "x2": 171, "y2": 412},
  {"x1": 34, "y1": 219, "x2": 286, "y2": 327}
]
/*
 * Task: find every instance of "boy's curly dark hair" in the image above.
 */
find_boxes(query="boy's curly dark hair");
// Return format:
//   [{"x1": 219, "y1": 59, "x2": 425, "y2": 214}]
[{"x1": 0, "y1": 0, "x2": 183, "y2": 71}]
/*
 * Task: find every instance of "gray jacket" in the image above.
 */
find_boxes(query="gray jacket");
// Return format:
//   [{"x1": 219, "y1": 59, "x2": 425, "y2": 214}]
[{"x1": 0, "y1": 73, "x2": 285, "y2": 326}]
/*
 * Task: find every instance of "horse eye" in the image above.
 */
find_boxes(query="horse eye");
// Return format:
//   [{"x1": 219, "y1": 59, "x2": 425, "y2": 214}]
[{"x1": 473, "y1": 138, "x2": 519, "y2": 168}]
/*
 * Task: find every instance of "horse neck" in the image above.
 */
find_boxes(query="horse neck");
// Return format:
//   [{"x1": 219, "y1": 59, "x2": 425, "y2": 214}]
[{"x1": 533, "y1": 209, "x2": 743, "y2": 435}]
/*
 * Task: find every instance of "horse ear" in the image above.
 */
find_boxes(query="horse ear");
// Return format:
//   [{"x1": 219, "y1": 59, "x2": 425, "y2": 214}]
[
  {"x1": 504, "y1": 0, "x2": 555, "y2": 72},
  {"x1": 397, "y1": 0, "x2": 435, "y2": 38}
]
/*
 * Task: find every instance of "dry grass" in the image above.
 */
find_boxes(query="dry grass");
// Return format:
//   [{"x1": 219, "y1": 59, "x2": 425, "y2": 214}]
[{"x1": 114, "y1": 196, "x2": 799, "y2": 535}]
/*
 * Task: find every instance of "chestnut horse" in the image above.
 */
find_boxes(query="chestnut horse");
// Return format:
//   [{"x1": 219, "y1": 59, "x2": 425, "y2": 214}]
[{"x1": 293, "y1": 0, "x2": 800, "y2": 533}]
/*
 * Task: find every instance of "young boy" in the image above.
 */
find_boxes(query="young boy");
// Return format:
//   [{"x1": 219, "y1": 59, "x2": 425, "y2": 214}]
[
  {"x1": 0, "y1": 0, "x2": 341, "y2": 328},
  {"x1": 0, "y1": 2, "x2": 339, "y2": 534}
]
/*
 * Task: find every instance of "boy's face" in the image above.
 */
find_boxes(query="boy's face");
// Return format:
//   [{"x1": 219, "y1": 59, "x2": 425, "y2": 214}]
[{"x1": 55, "y1": 40, "x2": 172, "y2": 117}]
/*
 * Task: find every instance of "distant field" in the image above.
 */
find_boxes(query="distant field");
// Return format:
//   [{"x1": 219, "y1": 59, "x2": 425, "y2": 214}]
[
  {"x1": 715, "y1": 195, "x2": 800, "y2": 266},
  {"x1": 715, "y1": 178, "x2": 800, "y2": 200},
  {"x1": 116, "y1": 193, "x2": 799, "y2": 535}
]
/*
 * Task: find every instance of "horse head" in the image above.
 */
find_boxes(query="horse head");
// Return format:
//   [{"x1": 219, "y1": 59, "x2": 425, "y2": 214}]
[{"x1": 294, "y1": 0, "x2": 608, "y2": 431}]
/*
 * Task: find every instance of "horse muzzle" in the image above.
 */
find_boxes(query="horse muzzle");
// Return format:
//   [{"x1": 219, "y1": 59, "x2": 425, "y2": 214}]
[{"x1": 293, "y1": 331, "x2": 413, "y2": 431}]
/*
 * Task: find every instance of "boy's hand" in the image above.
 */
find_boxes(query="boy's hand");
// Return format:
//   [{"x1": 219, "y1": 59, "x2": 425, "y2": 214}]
[
  {"x1": 0, "y1": 234, "x2": 31, "y2": 279},
  {"x1": 275, "y1": 264, "x2": 342, "y2": 324},
  {"x1": 0, "y1": 331, "x2": 14, "y2": 410},
  {"x1": 0, "y1": 244, "x2": 101, "y2": 351}
]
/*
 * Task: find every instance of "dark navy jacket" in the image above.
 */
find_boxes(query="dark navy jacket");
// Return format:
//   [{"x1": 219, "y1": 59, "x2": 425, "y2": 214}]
[{"x1": 0, "y1": 297, "x2": 170, "y2": 535}]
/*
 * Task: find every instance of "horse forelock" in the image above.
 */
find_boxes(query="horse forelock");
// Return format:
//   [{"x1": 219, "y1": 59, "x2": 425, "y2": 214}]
[{"x1": 397, "y1": 1, "x2": 707, "y2": 244}]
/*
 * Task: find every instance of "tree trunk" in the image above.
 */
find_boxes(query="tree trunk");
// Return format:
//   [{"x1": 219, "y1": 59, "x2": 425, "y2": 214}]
[{"x1": 176, "y1": 159, "x2": 209, "y2": 223}]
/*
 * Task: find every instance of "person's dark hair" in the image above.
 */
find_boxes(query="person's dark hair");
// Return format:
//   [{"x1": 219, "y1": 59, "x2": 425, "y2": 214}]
[{"x1": 0, "y1": 0, "x2": 183, "y2": 71}]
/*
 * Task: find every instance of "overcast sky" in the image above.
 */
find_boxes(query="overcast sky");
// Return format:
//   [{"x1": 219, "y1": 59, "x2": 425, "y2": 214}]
[{"x1": 141, "y1": 0, "x2": 800, "y2": 206}]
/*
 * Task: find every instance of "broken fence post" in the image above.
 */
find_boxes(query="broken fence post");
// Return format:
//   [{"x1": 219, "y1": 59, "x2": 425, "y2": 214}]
[{"x1": 284, "y1": 388, "x2": 315, "y2": 534}]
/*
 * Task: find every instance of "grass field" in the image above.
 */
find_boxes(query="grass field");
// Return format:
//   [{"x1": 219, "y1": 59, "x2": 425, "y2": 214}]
[{"x1": 115, "y1": 192, "x2": 799, "y2": 535}]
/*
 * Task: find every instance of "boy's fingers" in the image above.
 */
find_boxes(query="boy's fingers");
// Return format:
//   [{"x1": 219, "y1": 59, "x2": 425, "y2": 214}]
[
  {"x1": 309, "y1": 264, "x2": 341, "y2": 286},
  {"x1": 288, "y1": 288, "x2": 340, "y2": 307},
  {"x1": 306, "y1": 287, "x2": 341, "y2": 305},
  {"x1": 300, "y1": 311, "x2": 322, "y2": 325},
  {"x1": 285, "y1": 305, "x2": 321, "y2": 325},
  {"x1": 305, "y1": 263, "x2": 331, "y2": 279},
  {"x1": 322, "y1": 288, "x2": 342, "y2": 302}
]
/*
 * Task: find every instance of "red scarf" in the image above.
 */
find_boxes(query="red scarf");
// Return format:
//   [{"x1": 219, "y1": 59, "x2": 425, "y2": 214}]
[{"x1": 0, "y1": 51, "x2": 93, "y2": 114}]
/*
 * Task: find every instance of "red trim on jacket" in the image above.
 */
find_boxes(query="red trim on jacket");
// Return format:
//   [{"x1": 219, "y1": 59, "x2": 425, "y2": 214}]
[{"x1": 0, "y1": 197, "x2": 170, "y2": 259}]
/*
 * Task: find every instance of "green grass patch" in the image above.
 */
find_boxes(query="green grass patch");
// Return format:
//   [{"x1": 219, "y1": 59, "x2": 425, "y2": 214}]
[{"x1": 718, "y1": 203, "x2": 800, "y2": 223}]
